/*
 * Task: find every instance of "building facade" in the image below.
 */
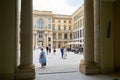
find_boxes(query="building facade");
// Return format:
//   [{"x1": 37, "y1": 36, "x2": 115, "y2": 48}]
[
  {"x1": 72, "y1": 5, "x2": 84, "y2": 48},
  {"x1": 33, "y1": 11, "x2": 53, "y2": 48},
  {"x1": 33, "y1": 11, "x2": 72, "y2": 48},
  {"x1": 33, "y1": 5, "x2": 84, "y2": 49},
  {"x1": 1, "y1": 0, "x2": 120, "y2": 79}
]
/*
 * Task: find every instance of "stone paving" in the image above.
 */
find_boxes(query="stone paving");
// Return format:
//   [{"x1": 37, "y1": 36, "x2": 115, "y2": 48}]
[
  {"x1": 33, "y1": 48, "x2": 120, "y2": 80},
  {"x1": 33, "y1": 48, "x2": 83, "y2": 74}
]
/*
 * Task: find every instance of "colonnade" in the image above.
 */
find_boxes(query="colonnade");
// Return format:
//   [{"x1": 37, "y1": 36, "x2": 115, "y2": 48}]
[
  {"x1": 79, "y1": 0, "x2": 100, "y2": 74},
  {"x1": 15, "y1": 0, "x2": 100, "y2": 79}
]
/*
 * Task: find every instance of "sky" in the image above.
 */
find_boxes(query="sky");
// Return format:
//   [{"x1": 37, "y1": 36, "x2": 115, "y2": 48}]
[{"x1": 33, "y1": 0, "x2": 84, "y2": 15}]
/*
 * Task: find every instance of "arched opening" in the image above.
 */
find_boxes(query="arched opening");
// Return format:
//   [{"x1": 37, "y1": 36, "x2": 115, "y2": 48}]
[
  {"x1": 32, "y1": 0, "x2": 84, "y2": 78},
  {"x1": 15, "y1": 0, "x2": 120, "y2": 79},
  {"x1": 17, "y1": 0, "x2": 84, "y2": 79},
  {"x1": 1, "y1": 0, "x2": 120, "y2": 80}
]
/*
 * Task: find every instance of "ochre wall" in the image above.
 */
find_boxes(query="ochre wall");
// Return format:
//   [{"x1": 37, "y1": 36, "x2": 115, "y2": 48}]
[
  {"x1": 100, "y1": 1, "x2": 114, "y2": 73},
  {"x1": 113, "y1": 1, "x2": 120, "y2": 72}
]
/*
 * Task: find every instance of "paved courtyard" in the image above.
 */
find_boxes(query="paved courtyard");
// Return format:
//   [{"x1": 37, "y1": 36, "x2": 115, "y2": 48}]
[
  {"x1": 33, "y1": 48, "x2": 120, "y2": 80},
  {"x1": 33, "y1": 48, "x2": 83, "y2": 74}
]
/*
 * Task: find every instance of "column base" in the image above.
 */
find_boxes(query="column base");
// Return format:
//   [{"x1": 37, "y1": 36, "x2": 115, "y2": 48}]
[
  {"x1": 15, "y1": 68, "x2": 35, "y2": 79},
  {"x1": 79, "y1": 61, "x2": 100, "y2": 74}
]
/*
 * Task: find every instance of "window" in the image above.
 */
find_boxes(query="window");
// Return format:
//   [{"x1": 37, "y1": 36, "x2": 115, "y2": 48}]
[
  {"x1": 48, "y1": 37, "x2": 51, "y2": 42},
  {"x1": 58, "y1": 33, "x2": 62, "y2": 39},
  {"x1": 37, "y1": 19, "x2": 44, "y2": 29},
  {"x1": 58, "y1": 19, "x2": 61, "y2": 23},
  {"x1": 52, "y1": 19, "x2": 55, "y2": 23},
  {"x1": 78, "y1": 30, "x2": 80, "y2": 38},
  {"x1": 69, "y1": 20, "x2": 71, "y2": 23},
  {"x1": 69, "y1": 26, "x2": 71, "y2": 30},
  {"x1": 48, "y1": 24, "x2": 51, "y2": 29},
  {"x1": 53, "y1": 33, "x2": 56, "y2": 39},
  {"x1": 64, "y1": 33, "x2": 67, "y2": 39},
  {"x1": 58, "y1": 25, "x2": 60, "y2": 30},
  {"x1": 80, "y1": 30, "x2": 82, "y2": 38},
  {"x1": 70, "y1": 33, "x2": 72, "y2": 39},
  {"x1": 48, "y1": 18, "x2": 51, "y2": 20},
  {"x1": 38, "y1": 32, "x2": 43, "y2": 39},
  {"x1": 52, "y1": 24, "x2": 55, "y2": 30},
  {"x1": 64, "y1": 25, "x2": 66, "y2": 30},
  {"x1": 64, "y1": 20, "x2": 66, "y2": 23}
]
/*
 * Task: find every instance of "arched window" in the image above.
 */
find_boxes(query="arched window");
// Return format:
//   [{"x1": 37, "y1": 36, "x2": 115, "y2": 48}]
[{"x1": 37, "y1": 19, "x2": 44, "y2": 29}]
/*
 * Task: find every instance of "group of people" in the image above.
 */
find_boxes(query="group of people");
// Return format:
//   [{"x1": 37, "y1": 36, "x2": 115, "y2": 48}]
[{"x1": 39, "y1": 46, "x2": 67, "y2": 68}]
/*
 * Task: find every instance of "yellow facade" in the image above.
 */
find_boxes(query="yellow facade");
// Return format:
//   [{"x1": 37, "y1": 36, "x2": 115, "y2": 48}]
[
  {"x1": 33, "y1": 5, "x2": 84, "y2": 49},
  {"x1": 72, "y1": 4, "x2": 84, "y2": 48},
  {"x1": 1, "y1": 0, "x2": 120, "y2": 79},
  {"x1": 33, "y1": 11, "x2": 72, "y2": 48},
  {"x1": 33, "y1": 10, "x2": 53, "y2": 48},
  {"x1": 52, "y1": 14, "x2": 72, "y2": 48}
]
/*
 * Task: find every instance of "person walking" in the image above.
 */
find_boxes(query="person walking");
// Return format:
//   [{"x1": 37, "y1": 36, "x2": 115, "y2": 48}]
[
  {"x1": 48, "y1": 46, "x2": 51, "y2": 53},
  {"x1": 39, "y1": 47, "x2": 47, "y2": 68},
  {"x1": 53, "y1": 48, "x2": 56, "y2": 55},
  {"x1": 46, "y1": 46, "x2": 49, "y2": 55},
  {"x1": 63, "y1": 48, "x2": 67, "y2": 59},
  {"x1": 60, "y1": 46, "x2": 64, "y2": 58}
]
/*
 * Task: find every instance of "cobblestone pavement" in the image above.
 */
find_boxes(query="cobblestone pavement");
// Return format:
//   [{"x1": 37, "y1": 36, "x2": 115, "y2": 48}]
[{"x1": 33, "y1": 49, "x2": 120, "y2": 80}]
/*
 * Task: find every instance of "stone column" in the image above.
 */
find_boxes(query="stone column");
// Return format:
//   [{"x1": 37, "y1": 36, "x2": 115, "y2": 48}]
[
  {"x1": 79, "y1": 0, "x2": 100, "y2": 74},
  {"x1": 15, "y1": 0, "x2": 35, "y2": 79},
  {"x1": 84, "y1": 0, "x2": 94, "y2": 65},
  {"x1": 94, "y1": 0, "x2": 100, "y2": 66}
]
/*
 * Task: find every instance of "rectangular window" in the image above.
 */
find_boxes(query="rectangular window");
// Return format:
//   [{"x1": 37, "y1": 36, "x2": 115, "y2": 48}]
[
  {"x1": 64, "y1": 25, "x2": 66, "y2": 30},
  {"x1": 48, "y1": 37, "x2": 51, "y2": 42},
  {"x1": 64, "y1": 20, "x2": 66, "y2": 23},
  {"x1": 52, "y1": 24, "x2": 55, "y2": 30},
  {"x1": 38, "y1": 32, "x2": 43, "y2": 39},
  {"x1": 69, "y1": 20, "x2": 71, "y2": 23},
  {"x1": 37, "y1": 19, "x2": 43, "y2": 29},
  {"x1": 58, "y1": 33, "x2": 62, "y2": 39},
  {"x1": 48, "y1": 18, "x2": 51, "y2": 20},
  {"x1": 78, "y1": 30, "x2": 80, "y2": 38},
  {"x1": 64, "y1": 33, "x2": 67, "y2": 39},
  {"x1": 48, "y1": 24, "x2": 51, "y2": 29},
  {"x1": 58, "y1": 25, "x2": 60, "y2": 30},
  {"x1": 69, "y1": 26, "x2": 71, "y2": 30},
  {"x1": 80, "y1": 30, "x2": 82, "y2": 37},
  {"x1": 70, "y1": 33, "x2": 72, "y2": 39},
  {"x1": 52, "y1": 19, "x2": 55, "y2": 23},
  {"x1": 58, "y1": 19, "x2": 61, "y2": 23}
]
